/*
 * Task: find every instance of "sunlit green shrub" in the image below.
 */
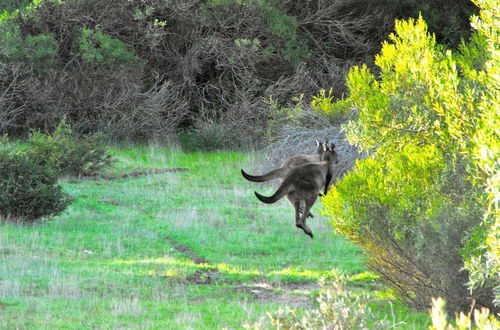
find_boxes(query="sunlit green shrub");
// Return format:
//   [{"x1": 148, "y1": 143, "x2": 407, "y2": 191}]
[
  {"x1": 0, "y1": 148, "x2": 71, "y2": 222},
  {"x1": 323, "y1": 9, "x2": 499, "y2": 313},
  {"x1": 324, "y1": 145, "x2": 485, "y2": 311},
  {"x1": 311, "y1": 88, "x2": 351, "y2": 123},
  {"x1": 459, "y1": 0, "x2": 499, "y2": 307},
  {"x1": 26, "y1": 119, "x2": 112, "y2": 177}
]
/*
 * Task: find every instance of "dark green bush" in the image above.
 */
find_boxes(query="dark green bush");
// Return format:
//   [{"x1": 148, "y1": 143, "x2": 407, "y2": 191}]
[
  {"x1": 0, "y1": 22, "x2": 58, "y2": 73},
  {"x1": 382, "y1": 0, "x2": 477, "y2": 47},
  {"x1": 0, "y1": 0, "x2": 31, "y2": 12},
  {"x1": 0, "y1": 149, "x2": 71, "y2": 222},
  {"x1": 78, "y1": 28, "x2": 142, "y2": 68},
  {"x1": 26, "y1": 119, "x2": 112, "y2": 177}
]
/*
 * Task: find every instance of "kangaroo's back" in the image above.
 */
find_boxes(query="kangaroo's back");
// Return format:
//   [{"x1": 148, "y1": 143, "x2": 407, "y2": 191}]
[
  {"x1": 280, "y1": 153, "x2": 320, "y2": 169},
  {"x1": 280, "y1": 139, "x2": 324, "y2": 169},
  {"x1": 241, "y1": 139, "x2": 325, "y2": 183}
]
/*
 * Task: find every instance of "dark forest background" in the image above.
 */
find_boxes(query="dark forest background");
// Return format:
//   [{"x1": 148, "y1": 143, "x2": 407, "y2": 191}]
[{"x1": 0, "y1": 0, "x2": 476, "y2": 145}]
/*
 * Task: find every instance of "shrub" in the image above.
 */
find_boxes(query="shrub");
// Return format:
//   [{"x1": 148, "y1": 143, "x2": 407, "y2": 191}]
[
  {"x1": 26, "y1": 119, "x2": 112, "y2": 177},
  {"x1": 323, "y1": 10, "x2": 499, "y2": 313},
  {"x1": 429, "y1": 297, "x2": 499, "y2": 330},
  {"x1": 0, "y1": 0, "x2": 398, "y2": 141},
  {"x1": 78, "y1": 28, "x2": 141, "y2": 68},
  {"x1": 0, "y1": 148, "x2": 71, "y2": 222},
  {"x1": 0, "y1": 22, "x2": 58, "y2": 72},
  {"x1": 459, "y1": 0, "x2": 499, "y2": 307},
  {"x1": 243, "y1": 273, "x2": 391, "y2": 329},
  {"x1": 324, "y1": 145, "x2": 488, "y2": 312},
  {"x1": 178, "y1": 119, "x2": 242, "y2": 151}
]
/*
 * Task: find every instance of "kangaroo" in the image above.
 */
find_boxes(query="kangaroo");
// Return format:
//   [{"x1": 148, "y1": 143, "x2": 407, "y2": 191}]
[
  {"x1": 241, "y1": 139, "x2": 325, "y2": 183},
  {"x1": 254, "y1": 143, "x2": 339, "y2": 239},
  {"x1": 241, "y1": 139, "x2": 325, "y2": 218}
]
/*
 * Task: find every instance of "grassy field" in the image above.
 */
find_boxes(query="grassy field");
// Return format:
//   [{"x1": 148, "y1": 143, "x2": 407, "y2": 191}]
[{"x1": 0, "y1": 145, "x2": 428, "y2": 328}]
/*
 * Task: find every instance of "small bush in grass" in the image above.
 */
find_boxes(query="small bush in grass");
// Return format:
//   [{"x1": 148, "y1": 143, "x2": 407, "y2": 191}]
[
  {"x1": 244, "y1": 273, "x2": 392, "y2": 329},
  {"x1": 178, "y1": 119, "x2": 242, "y2": 151},
  {"x1": 27, "y1": 119, "x2": 112, "y2": 177},
  {"x1": 0, "y1": 149, "x2": 71, "y2": 222}
]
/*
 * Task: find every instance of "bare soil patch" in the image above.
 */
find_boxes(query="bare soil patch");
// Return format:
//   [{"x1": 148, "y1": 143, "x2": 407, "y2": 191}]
[{"x1": 164, "y1": 236, "x2": 208, "y2": 265}]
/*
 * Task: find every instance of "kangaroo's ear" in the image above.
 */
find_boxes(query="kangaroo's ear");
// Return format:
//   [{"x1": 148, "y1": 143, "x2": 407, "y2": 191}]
[
  {"x1": 330, "y1": 143, "x2": 336, "y2": 149},
  {"x1": 315, "y1": 138, "x2": 320, "y2": 146}
]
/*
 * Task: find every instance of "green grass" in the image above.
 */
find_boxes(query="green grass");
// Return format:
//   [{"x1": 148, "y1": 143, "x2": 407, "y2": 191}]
[{"x1": 0, "y1": 144, "x2": 429, "y2": 328}]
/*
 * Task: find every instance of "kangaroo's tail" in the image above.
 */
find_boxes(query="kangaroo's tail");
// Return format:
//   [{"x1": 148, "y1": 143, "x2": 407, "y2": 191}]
[
  {"x1": 254, "y1": 182, "x2": 292, "y2": 204},
  {"x1": 241, "y1": 168, "x2": 285, "y2": 182}
]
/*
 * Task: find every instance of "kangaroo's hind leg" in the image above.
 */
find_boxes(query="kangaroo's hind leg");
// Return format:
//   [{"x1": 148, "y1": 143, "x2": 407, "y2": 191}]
[
  {"x1": 297, "y1": 196, "x2": 317, "y2": 239},
  {"x1": 299, "y1": 201, "x2": 314, "y2": 218},
  {"x1": 288, "y1": 196, "x2": 313, "y2": 218},
  {"x1": 293, "y1": 201, "x2": 303, "y2": 229}
]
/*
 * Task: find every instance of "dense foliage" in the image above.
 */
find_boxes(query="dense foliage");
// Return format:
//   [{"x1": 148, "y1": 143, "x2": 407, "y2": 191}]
[
  {"x1": 26, "y1": 119, "x2": 112, "y2": 177},
  {"x1": 322, "y1": 2, "x2": 499, "y2": 313},
  {"x1": 0, "y1": 0, "x2": 476, "y2": 144},
  {"x1": 0, "y1": 145, "x2": 71, "y2": 222}
]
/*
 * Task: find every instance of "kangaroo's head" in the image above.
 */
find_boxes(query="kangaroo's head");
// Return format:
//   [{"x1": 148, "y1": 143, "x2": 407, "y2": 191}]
[
  {"x1": 321, "y1": 143, "x2": 339, "y2": 165},
  {"x1": 315, "y1": 139, "x2": 326, "y2": 157}
]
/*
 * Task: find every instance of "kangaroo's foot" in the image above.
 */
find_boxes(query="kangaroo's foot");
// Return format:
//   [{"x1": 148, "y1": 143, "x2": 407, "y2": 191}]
[{"x1": 296, "y1": 223, "x2": 314, "y2": 239}]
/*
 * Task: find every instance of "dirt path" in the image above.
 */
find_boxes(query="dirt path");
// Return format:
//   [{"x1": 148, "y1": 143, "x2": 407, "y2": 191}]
[
  {"x1": 69, "y1": 168, "x2": 189, "y2": 182},
  {"x1": 164, "y1": 236, "x2": 220, "y2": 284},
  {"x1": 164, "y1": 236, "x2": 317, "y2": 307}
]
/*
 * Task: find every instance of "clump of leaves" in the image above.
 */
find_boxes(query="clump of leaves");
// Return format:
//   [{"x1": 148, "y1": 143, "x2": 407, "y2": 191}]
[
  {"x1": 78, "y1": 29, "x2": 141, "y2": 68},
  {"x1": 0, "y1": 148, "x2": 71, "y2": 222},
  {"x1": 26, "y1": 118, "x2": 112, "y2": 177},
  {"x1": 0, "y1": 22, "x2": 58, "y2": 73},
  {"x1": 310, "y1": 88, "x2": 351, "y2": 124}
]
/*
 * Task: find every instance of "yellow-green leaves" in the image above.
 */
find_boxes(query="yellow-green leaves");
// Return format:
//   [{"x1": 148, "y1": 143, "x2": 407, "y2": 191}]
[
  {"x1": 324, "y1": 145, "x2": 445, "y2": 242},
  {"x1": 323, "y1": 6, "x2": 499, "y2": 310}
]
